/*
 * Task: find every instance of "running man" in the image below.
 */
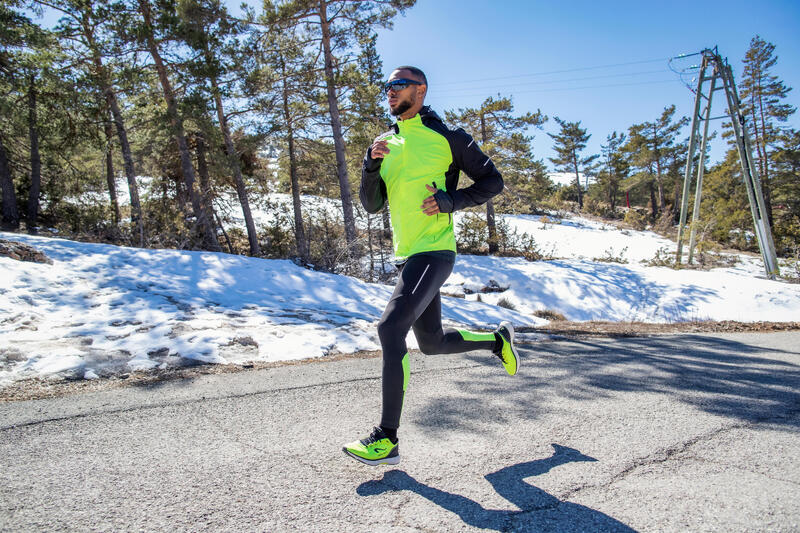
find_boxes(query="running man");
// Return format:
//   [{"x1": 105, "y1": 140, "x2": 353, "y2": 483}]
[{"x1": 342, "y1": 66, "x2": 520, "y2": 466}]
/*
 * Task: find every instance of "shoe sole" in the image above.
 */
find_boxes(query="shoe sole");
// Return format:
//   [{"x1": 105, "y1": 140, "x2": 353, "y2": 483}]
[
  {"x1": 342, "y1": 448, "x2": 401, "y2": 466},
  {"x1": 499, "y1": 320, "x2": 520, "y2": 376}
]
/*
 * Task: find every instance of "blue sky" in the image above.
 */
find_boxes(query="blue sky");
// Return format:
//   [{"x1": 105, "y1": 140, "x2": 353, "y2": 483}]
[{"x1": 374, "y1": 0, "x2": 800, "y2": 166}]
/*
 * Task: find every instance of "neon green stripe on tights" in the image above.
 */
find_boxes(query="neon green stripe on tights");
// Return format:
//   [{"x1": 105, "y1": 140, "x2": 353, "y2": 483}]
[
  {"x1": 458, "y1": 330, "x2": 496, "y2": 342},
  {"x1": 402, "y1": 352, "x2": 410, "y2": 391}
]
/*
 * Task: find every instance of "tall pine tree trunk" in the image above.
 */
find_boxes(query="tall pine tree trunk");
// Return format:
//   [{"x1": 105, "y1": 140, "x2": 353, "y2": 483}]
[
  {"x1": 754, "y1": 93, "x2": 774, "y2": 225},
  {"x1": 653, "y1": 129, "x2": 666, "y2": 213},
  {"x1": 286, "y1": 116, "x2": 308, "y2": 261},
  {"x1": 572, "y1": 151, "x2": 583, "y2": 210},
  {"x1": 83, "y1": 16, "x2": 145, "y2": 246},
  {"x1": 648, "y1": 181, "x2": 658, "y2": 221},
  {"x1": 0, "y1": 134, "x2": 19, "y2": 229},
  {"x1": 280, "y1": 62, "x2": 308, "y2": 262},
  {"x1": 654, "y1": 169, "x2": 665, "y2": 214},
  {"x1": 104, "y1": 82, "x2": 144, "y2": 245},
  {"x1": 608, "y1": 166, "x2": 617, "y2": 211},
  {"x1": 319, "y1": 0, "x2": 357, "y2": 248},
  {"x1": 27, "y1": 73, "x2": 41, "y2": 233},
  {"x1": 480, "y1": 113, "x2": 499, "y2": 254},
  {"x1": 206, "y1": 58, "x2": 260, "y2": 256},
  {"x1": 672, "y1": 173, "x2": 682, "y2": 222},
  {"x1": 139, "y1": 0, "x2": 219, "y2": 251},
  {"x1": 194, "y1": 134, "x2": 216, "y2": 229},
  {"x1": 194, "y1": 134, "x2": 234, "y2": 254},
  {"x1": 382, "y1": 209, "x2": 391, "y2": 239},
  {"x1": 104, "y1": 119, "x2": 121, "y2": 226}
]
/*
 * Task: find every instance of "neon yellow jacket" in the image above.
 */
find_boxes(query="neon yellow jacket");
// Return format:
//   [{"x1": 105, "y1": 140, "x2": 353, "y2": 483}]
[{"x1": 360, "y1": 106, "x2": 503, "y2": 261}]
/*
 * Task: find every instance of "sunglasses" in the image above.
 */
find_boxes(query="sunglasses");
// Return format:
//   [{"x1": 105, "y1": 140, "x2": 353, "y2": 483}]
[{"x1": 383, "y1": 78, "x2": 423, "y2": 95}]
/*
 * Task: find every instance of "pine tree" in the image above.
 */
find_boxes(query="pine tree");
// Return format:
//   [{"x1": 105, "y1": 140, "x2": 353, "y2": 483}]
[
  {"x1": 623, "y1": 105, "x2": 687, "y2": 219},
  {"x1": 699, "y1": 148, "x2": 754, "y2": 250},
  {"x1": 739, "y1": 35, "x2": 796, "y2": 226},
  {"x1": 178, "y1": 0, "x2": 261, "y2": 256},
  {"x1": 0, "y1": 1, "x2": 29, "y2": 229},
  {"x1": 40, "y1": 0, "x2": 146, "y2": 245},
  {"x1": 771, "y1": 129, "x2": 800, "y2": 252},
  {"x1": 133, "y1": 0, "x2": 220, "y2": 251},
  {"x1": 7, "y1": 14, "x2": 64, "y2": 233},
  {"x1": 262, "y1": 0, "x2": 415, "y2": 252},
  {"x1": 250, "y1": 17, "x2": 327, "y2": 262},
  {"x1": 596, "y1": 131, "x2": 628, "y2": 212},
  {"x1": 25, "y1": 71, "x2": 41, "y2": 231},
  {"x1": 548, "y1": 117, "x2": 597, "y2": 210},
  {"x1": 446, "y1": 95, "x2": 546, "y2": 253}
]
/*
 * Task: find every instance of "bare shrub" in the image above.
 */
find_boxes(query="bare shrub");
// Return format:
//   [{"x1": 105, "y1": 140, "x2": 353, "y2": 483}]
[
  {"x1": 623, "y1": 209, "x2": 647, "y2": 231},
  {"x1": 645, "y1": 246, "x2": 678, "y2": 267},
  {"x1": 593, "y1": 246, "x2": 629, "y2": 264},
  {"x1": 497, "y1": 297, "x2": 516, "y2": 310},
  {"x1": 782, "y1": 249, "x2": 800, "y2": 283},
  {"x1": 533, "y1": 309, "x2": 566, "y2": 321}
]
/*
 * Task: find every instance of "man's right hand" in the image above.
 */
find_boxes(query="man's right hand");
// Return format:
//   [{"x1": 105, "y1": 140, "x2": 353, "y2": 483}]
[{"x1": 369, "y1": 139, "x2": 390, "y2": 159}]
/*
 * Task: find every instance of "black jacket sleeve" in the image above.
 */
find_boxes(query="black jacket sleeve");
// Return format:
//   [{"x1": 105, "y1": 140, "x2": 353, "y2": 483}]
[
  {"x1": 359, "y1": 145, "x2": 387, "y2": 214},
  {"x1": 447, "y1": 129, "x2": 504, "y2": 212}
]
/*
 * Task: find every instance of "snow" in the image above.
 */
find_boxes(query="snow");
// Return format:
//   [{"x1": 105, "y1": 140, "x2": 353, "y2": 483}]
[
  {"x1": 494, "y1": 213, "x2": 676, "y2": 263},
  {"x1": 2, "y1": 208, "x2": 799, "y2": 386},
  {"x1": 548, "y1": 172, "x2": 591, "y2": 187}
]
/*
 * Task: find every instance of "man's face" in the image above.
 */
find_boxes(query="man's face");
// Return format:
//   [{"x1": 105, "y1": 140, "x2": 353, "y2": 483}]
[{"x1": 386, "y1": 70, "x2": 424, "y2": 117}]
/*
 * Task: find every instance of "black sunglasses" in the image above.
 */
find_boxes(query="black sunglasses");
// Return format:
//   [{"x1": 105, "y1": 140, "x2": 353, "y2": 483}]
[{"x1": 383, "y1": 78, "x2": 422, "y2": 95}]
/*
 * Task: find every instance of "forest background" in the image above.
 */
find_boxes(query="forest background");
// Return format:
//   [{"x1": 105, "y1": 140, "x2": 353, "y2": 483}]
[{"x1": 1, "y1": 0, "x2": 798, "y2": 281}]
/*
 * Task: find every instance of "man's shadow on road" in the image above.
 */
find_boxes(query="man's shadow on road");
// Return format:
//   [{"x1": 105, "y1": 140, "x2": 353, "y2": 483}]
[{"x1": 357, "y1": 443, "x2": 635, "y2": 532}]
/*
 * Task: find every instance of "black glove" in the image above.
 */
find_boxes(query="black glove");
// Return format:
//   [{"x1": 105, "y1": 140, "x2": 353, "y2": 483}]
[
  {"x1": 433, "y1": 189, "x2": 454, "y2": 213},
  {"x1": 364, "y1": 146, "x2": 383, "y2": 172}
]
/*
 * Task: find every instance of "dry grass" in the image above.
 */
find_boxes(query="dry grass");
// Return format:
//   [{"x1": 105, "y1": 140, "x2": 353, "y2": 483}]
[
  {"x1": 523, "y1": 320, "x2": 800, "y2": 337},
  {"x1": 533, "y1": 309, "x2": 567, "y2": 321}
]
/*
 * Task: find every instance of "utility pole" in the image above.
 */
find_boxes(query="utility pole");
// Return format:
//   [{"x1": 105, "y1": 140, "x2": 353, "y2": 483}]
[{"x1": 675, "y1": 47, "x2": 779, "y2": 279}]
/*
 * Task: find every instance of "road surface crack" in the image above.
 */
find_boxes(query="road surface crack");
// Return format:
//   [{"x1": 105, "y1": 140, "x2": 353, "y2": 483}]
[{"x1": 559, "y1": 400, "x2": 800, "y2": 502}]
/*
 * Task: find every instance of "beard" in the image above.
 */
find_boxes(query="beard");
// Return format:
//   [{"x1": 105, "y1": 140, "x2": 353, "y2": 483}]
[{"x1": 390, "y1": 96, "x2": 414, "y2": 117}]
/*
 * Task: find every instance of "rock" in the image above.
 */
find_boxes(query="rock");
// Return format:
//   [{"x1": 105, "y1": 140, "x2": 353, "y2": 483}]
[
  {"x1": 481, "y1": 279, "x2": 509, "y2": 293},
  {"x1": 147, "y1": 347, "x2": 170, "y2": 358},
  {"x1": 0, "y1": 239, "x2": 53, "y2": 264},
  {"x1": 230, "y1": 336, "x2": 258, "y2": 347}
]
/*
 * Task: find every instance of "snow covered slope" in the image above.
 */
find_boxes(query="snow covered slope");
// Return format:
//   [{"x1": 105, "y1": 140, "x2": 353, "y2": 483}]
[{"x1": 2, "y1": 210, "x2": 798, "y2": 385}]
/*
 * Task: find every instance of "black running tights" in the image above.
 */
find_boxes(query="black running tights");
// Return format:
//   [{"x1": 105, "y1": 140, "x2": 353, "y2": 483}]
[{"x1": 378, "y1": 253, "x2": 497, "y2": 430}]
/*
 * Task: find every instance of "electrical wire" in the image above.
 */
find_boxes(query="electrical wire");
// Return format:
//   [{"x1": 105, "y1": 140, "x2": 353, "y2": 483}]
[
  {"x1": 435, "y1": 57, "x2": 671, "y2": 86},
  {"x1": 433, "y1": 78, "x2": 680, "y2": 99},
  {"x1": 435, "y1": 68, "x2": 671, "y2": 96}
]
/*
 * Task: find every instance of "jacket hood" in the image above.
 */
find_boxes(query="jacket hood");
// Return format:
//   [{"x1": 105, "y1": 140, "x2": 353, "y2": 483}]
[{"x1": 419, "y1": 105, "x2": 443, "y2": 123}]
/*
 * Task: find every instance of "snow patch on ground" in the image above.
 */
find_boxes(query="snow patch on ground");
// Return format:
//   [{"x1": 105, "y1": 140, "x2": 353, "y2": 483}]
[{"x1": 0, "y1": 232, "x2": 531, "y2": 386}]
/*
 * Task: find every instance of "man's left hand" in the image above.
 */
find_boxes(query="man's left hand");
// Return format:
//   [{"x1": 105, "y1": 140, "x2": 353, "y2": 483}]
[
  {"x1": 422, "y1": 184, "x2": 455, "y2": 215},
  {"x1": 421, "y1": 184, "x2": 441, "y2": 216}
]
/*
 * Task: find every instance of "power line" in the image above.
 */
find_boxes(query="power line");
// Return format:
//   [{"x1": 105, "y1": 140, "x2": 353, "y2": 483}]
[
  {"x1": 431, "y1": 79, "x2": 680, "y2": 100},
  {"x1": 435, "y1": 68, "x2": 670, "y2": 96},
  {"x1": 434, "y1": 57, "x2": 671, "y2": 86}
]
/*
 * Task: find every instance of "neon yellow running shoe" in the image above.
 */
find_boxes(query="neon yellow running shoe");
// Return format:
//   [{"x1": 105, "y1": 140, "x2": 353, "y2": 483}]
[
  {"x1": 342, "y1": 427, "x2": 400, "y2": 466},
  {"x1": 493, "y1": 321, "x2": 520, "y2": 376}
]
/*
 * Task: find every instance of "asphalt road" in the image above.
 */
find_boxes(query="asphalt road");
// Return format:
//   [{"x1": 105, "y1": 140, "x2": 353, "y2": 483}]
[{"x1": 1, "y1": 331, "x2": 799, "y2": 532}]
